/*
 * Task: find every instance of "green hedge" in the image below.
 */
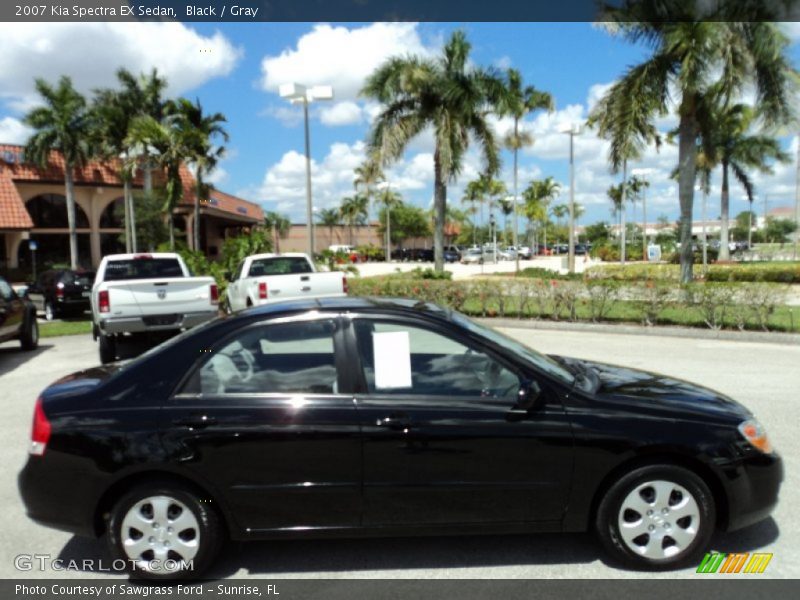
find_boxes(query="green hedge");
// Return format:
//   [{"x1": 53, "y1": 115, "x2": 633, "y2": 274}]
[
  {"x1": 586, "y1": 262, "x2": 800, "y2": 284},
  {"x1": 347, "y1": 277, "x2": 796, "y2": 332}
]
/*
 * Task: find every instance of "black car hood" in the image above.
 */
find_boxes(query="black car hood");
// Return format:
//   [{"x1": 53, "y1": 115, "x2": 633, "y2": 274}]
[{"x1": 554, "y1": 356, "x2": 751, "y2": 421}]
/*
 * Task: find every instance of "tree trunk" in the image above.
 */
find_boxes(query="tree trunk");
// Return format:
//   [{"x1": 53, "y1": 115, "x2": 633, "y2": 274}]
[
  {"x1": 433, "y1": 150, "x2": 446, "y2": 273},
  {"x1": 64, "y1": 165, "x2": 79, "y2": 270},
  {"x1": 512, "y1": 118, "x2": 520, "y2": 272},
  {"x1": 718, "y1": 160, "x2": 731, "y2": 261},
  {"x1": 194, "y1": 167, "x2": 202, "y2": 252},
  {"x1": 123, "y1": 178, "x2": 132, "y2": 254},
  {"x1": 677, "y1": 102, "x2": 698, "y2": 284},
  {"x1": 620, "y1": 159, "x2": 627, "y2": 264}
]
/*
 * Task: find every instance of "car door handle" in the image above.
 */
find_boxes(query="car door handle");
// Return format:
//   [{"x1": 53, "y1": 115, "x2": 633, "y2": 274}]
[
  {"x1": 376, "y1": 414, "x2": 412, "y2": 431},
  {"x1": 172, "y1": 415, "x2": 217, "y2": 429}
]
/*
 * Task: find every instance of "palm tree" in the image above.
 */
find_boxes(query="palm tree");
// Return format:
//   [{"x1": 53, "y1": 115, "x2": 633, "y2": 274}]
[
  {"x1": 607, "y1": 183, "x2": 625, "y2": 243},
  {"x1": 353, "y1": 154, "x2": 385, "y2": 220},
  {"x1": 317, "y1": 207, "x2": 342, "y2": 247},
  {"x1": 263, "y1": 211, "x2": 292, "y2": 253},
  {"x1": 91, "y1": 68, "x2": 168, "y2": 253},
  {"x1": 523, "y1": 177, "x2": 561, "y2": 252},
  {"x1": 463, "y1": 175, "x2": 490, "y2": 246},
  {"x1": 376, "y1": 186, "x2": 402, "y2": 260},
  {"x1": 496, "y1": 68, "x2": 553, "y2": 268},
  {"x1": 699, "y1": 103, "x2": 789, "y2": 261},
  {"x1": 24, "y1": 76, "x2": 91, "y2": 269},
  {"x1": 591, "y1": 5, "x2": 796, "y2": 282},
  {"x1": 340, "y1": 195, "x2": 369, "y2": 245},
  {"x1": 174, "y1": 98, "x2": 229, "y2": 251},
  {"x1": 362, "y1": 30, "x2": 504, "y2": 272},
  {"x1": 551, "y1": 204, "x2": 569, "y2": 229}
]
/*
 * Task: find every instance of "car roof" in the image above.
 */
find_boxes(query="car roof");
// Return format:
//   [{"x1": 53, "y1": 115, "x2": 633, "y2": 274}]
[{"x1": 236, "y1": 296, "x2": 451, "y2": 322}]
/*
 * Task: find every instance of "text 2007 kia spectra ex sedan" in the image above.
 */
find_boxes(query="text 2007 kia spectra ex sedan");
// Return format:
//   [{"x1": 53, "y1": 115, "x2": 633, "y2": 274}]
[{"x1": 19, "y1": 297, "x2": 782, "y2": 579}]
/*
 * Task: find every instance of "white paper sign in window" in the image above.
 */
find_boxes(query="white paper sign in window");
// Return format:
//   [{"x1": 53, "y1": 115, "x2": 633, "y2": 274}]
[{"x1": 373, "y1": 331, "x2": 412, "y2": 390}]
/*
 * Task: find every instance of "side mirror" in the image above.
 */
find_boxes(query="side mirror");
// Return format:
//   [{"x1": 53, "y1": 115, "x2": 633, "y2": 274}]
[{"x1": 507, "y1": 379, "x2": 542, "y2": 421}]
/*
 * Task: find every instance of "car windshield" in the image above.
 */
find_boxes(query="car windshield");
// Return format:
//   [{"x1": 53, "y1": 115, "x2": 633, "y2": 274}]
[
  {"x1": 450, "y1": 310, "x2": 576, "y2": 385},
  {"x1": 103, "y1": 258, "x2": 183, "y2": 281}
]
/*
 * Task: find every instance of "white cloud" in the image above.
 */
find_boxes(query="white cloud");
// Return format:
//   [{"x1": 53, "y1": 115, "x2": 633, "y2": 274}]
[
  {"x1": 0, "y1": 116, "x2": 32, "y2": 144},
  {"x1": 260, "y1": 23, "x2": 434, "y2": 103},
  {"x1": 0, "y1": 23, "x2": 242, "y2": 113},
  {"x1": 319, "y1": 101, "x2": 364, "y2": 126}
]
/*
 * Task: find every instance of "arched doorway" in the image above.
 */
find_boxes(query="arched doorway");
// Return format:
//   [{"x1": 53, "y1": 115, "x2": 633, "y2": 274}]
[
  {"x1": 26, "y1": 194, "x2": 90, "y2": 228},
  {"x1": 99, "y1": 197, "x2": 125, "y2": 228},
  {"x1": 22, "y1": 194, "x2": 92, "y2": 269}
]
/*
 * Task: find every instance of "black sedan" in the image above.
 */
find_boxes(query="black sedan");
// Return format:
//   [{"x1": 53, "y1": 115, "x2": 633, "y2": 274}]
[
  {"x1": 26, "y1": 269, "x2": 95, "y2": 320},
  {"x1": 19, "y1": 298, "x2": 781, "y2": 579}
]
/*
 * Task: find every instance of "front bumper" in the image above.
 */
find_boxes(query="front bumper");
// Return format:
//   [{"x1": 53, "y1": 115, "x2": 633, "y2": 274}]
[
  {"x1": 97, "y1": 311, "x2": 216, "y2": 335},
  {"x1": 721, "y1": 451, "x2": 783, "y2": 532}
]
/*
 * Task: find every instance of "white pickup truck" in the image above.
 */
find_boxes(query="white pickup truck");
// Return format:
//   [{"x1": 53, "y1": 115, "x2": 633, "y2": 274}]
[
  {"x1": 91, "y1": 253, "x2": 219, "y2": 364},
  {"x1": 225, "y1": 253, "x2": 347, "y2": 312}
]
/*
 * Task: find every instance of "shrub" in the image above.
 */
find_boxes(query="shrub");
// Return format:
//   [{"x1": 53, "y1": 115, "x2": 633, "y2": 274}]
[
  {"x1": 515, "y1": 267, "x2": 582, "y2": 281},
  {"x1": 705, "y1": 262, "x2": 800, "y2": 284},
  {"x1": 635, "y1": 281, "x2": 673, "y2": 326},
  {"x1": 741, "y1": 284, "x2": 789, "y2": 331},
  {"x1": 411, "y1": 267, "x2": 453, "y2": 280},
  {"x1": 585, "y1": 280, "x2": 620, "y2": 323},
  {"x1": 685, "y1": 283, "x2": 737, "y2": 330},
  {"x1": 549, "y1": 280, "x2": 580, "y2": 321}
]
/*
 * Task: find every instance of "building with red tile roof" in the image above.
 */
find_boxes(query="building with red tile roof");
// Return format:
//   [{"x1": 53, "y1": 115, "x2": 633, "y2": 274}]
[{"x1": 0, "y1": 144, "x2": 263, "y2": 272}]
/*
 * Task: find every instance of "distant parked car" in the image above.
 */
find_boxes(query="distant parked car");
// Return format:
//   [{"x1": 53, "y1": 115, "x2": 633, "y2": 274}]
[
  {"x1": 574, "y1": 243, "x2": 589, "y2": 255},
  {"x1": 0, "y1": 276, "x2": 38, "y2": 350},
  {"x1": 498, "y1": 247, "x2": 517, "y2": 261},
  {"x1": 536, "y1": 244, "x2": 552, "y2": 256},
  {"x1": 443, "y1": 246, "x2": 461, "y2": 263},
  {"x1": 26, "y1": 269, "x2": 95, "y2": 321},
  {"x1": 516, "y1": 246, "x2": 532, "y2": 259},
  {"x1": 461, "y1": 248, "x2": 484, "y2": 264}
]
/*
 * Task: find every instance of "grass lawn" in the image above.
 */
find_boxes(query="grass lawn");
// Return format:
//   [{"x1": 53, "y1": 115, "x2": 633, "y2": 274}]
[{"x1": 39, "y1": 319, "x2": 93, "y2": 338}]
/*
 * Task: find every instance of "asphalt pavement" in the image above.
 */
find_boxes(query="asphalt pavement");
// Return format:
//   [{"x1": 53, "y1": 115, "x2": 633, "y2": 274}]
[{"x1": 0, "y1": 328, "x2": 797, "y2": 579}]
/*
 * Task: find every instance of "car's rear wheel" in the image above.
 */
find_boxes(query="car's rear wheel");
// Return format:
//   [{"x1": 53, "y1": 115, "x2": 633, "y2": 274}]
[
  {"x1": 596, "y1": 464, "x2": 715, "y2": 570},
  {"x1": 107, "y1": 482, "x2": 222, "y2": 580},
  {"x1": 98, "y1": 334, "x2": 116, "y2": 364},
  {"x1": 20, "y1": 312, "x2": 39, "y2": 351}
]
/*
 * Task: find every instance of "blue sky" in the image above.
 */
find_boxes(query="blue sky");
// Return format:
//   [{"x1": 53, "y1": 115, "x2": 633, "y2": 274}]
[{"x1": 1, "y1": 22, "x2": 798, "y2": 226}]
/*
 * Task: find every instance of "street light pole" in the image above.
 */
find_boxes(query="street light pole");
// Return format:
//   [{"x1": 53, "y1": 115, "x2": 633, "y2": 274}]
[
  {"x1": 795, "y1": 135, "x2": 800, "y2": 260},
  {"x1": 302, "y1": 99, "x2": 314, "y2": 256},
  {"x1": 561, "y1": 125, "x2": 581, "y2": 273},
  {"x1": 279, "y1": 83, "x2": 333, "y2": 258}
]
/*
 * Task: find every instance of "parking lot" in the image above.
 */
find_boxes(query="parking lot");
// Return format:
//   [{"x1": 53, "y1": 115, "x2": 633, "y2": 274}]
[{"x1": 0, "y1": 327, "x2": 797, "y2": 579}]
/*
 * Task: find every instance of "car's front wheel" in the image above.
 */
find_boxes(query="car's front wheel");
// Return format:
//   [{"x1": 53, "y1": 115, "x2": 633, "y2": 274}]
[
  {"x1": 98, "y1": 334, "x2": 116, "y2": 364},
  {"x1": 596, "y1": 464, "x2": 715, "y2": 570},
  {"x1": 107, "y1": 482, "x2": 223, "y2": 580}
]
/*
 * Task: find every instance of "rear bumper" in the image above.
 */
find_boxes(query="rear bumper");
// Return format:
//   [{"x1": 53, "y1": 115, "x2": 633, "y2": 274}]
[
  {"x1": 97, "y1": 311, "x2": 216, "y2": 335},
  {"x1": 721, "y1": 451, "x2": 783, "y2": 532}
]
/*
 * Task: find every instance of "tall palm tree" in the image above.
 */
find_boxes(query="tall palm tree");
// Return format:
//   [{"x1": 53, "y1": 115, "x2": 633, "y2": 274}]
[
  {"x1": 340, "y1": 195, "x2": 369, "y2": 245},
  {"x1": 591, "y1": 4, "x2": 796, "y2": 282},
  {"x1": 24, "y1": 76, "x2": 91, "y2": 269},
  {"x1": 463, "y1": 175, "x2": 491, "y2": 246},
  {"x1": 263, "y1": 211, "x2": 292, "y2": 253},
  {"x1": 353, "y1": 154, "x2": 385, "y2": 220},
  {"x1": 317, "y1": 207, "x2": 342, "y2": 247},
  {"x1": 496, "y1": 68, "x2": 554, "y2": 267},
  {"x1": 523, "y1": 177, "x2": 561, "y2": 252},
  {"x1": 362, "y1": 30, "x2": 504, "y2": 272},
  {"x1": 699, "y1": 103, "x2": 789, "y2": 261},
  {"x1": 376, "y1": 186, "x2": 402, "y2": 260},
  {"x1": 174, "y1": 98, "x2": 229, "y2": 251}
]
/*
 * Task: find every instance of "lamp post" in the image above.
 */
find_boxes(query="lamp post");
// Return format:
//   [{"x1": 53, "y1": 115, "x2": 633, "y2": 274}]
[
  {"x1": 279, "y1": 83, "x2": 334, "y2": 257},
  {"x1": 561, "y1": 124, "x2": 582, "y2": 273},
  {"x1": 377, "y1": 181, "x2": 393, "y2": 263}
]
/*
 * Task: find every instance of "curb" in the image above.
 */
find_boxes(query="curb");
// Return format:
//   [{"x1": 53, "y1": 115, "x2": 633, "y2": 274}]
[{"x1": 475, "y1": 317, "x2": 800, "y2": 346}]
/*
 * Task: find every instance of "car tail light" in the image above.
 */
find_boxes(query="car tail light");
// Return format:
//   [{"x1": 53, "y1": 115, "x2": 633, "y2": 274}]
[
  {"x1": 56, "y1": 282, "x2": 64, "y2": 299},
  {"x1": 98, "y1": 290, "x2": 110, "y2": 313},
  {"x1": 342, "y1": 275, "x2": 348, "y2": 294},
  {"x1": 738, "y1": 419, "x2": 773, "y2": 454},
  {"x1": 30, "y1": 397, "x2": 51, "y2": 456},
  {"x1": 258, "y1": 282, "x2": 268, "y2": 300},
  {"x1": 210, "y1": 284, "x2": 219, "y2": 305}
]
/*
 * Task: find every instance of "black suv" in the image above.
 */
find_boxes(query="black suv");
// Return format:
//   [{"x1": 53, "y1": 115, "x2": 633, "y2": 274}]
[
  {"x1": 26, "y1": 269, "x2": 94, "y2": 321},
  {"x1": 0, "y1": 276, "x2": 38, "y2": 350}
]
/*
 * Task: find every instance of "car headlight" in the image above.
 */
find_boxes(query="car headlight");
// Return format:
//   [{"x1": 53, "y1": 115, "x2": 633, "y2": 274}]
[{"x1": 738, "y1": 419, "x2": 773, "y2": 454}]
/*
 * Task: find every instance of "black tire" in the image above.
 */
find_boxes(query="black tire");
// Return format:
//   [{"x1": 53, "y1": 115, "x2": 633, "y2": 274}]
[
  {"x1": 98, "y1": 334, "x2": 116, "y2": 364},
  {"x1": 20, "y1": 311, "x2": 39, "y2": 351},
  {"x1": 596, "y1": 464, "x2": 715, "y2": 570},
  {"x1": 106, "y1": 481, "x2": 223, "y2": 580}
]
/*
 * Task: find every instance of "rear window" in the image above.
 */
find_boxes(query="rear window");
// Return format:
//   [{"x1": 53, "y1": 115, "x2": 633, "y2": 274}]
[
  {"x1": 248, "y1": 257, "x2": 312, "y2": 277},
  {"x1": 103, "y1": 258, "x2": 184, "y2": 281}
]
